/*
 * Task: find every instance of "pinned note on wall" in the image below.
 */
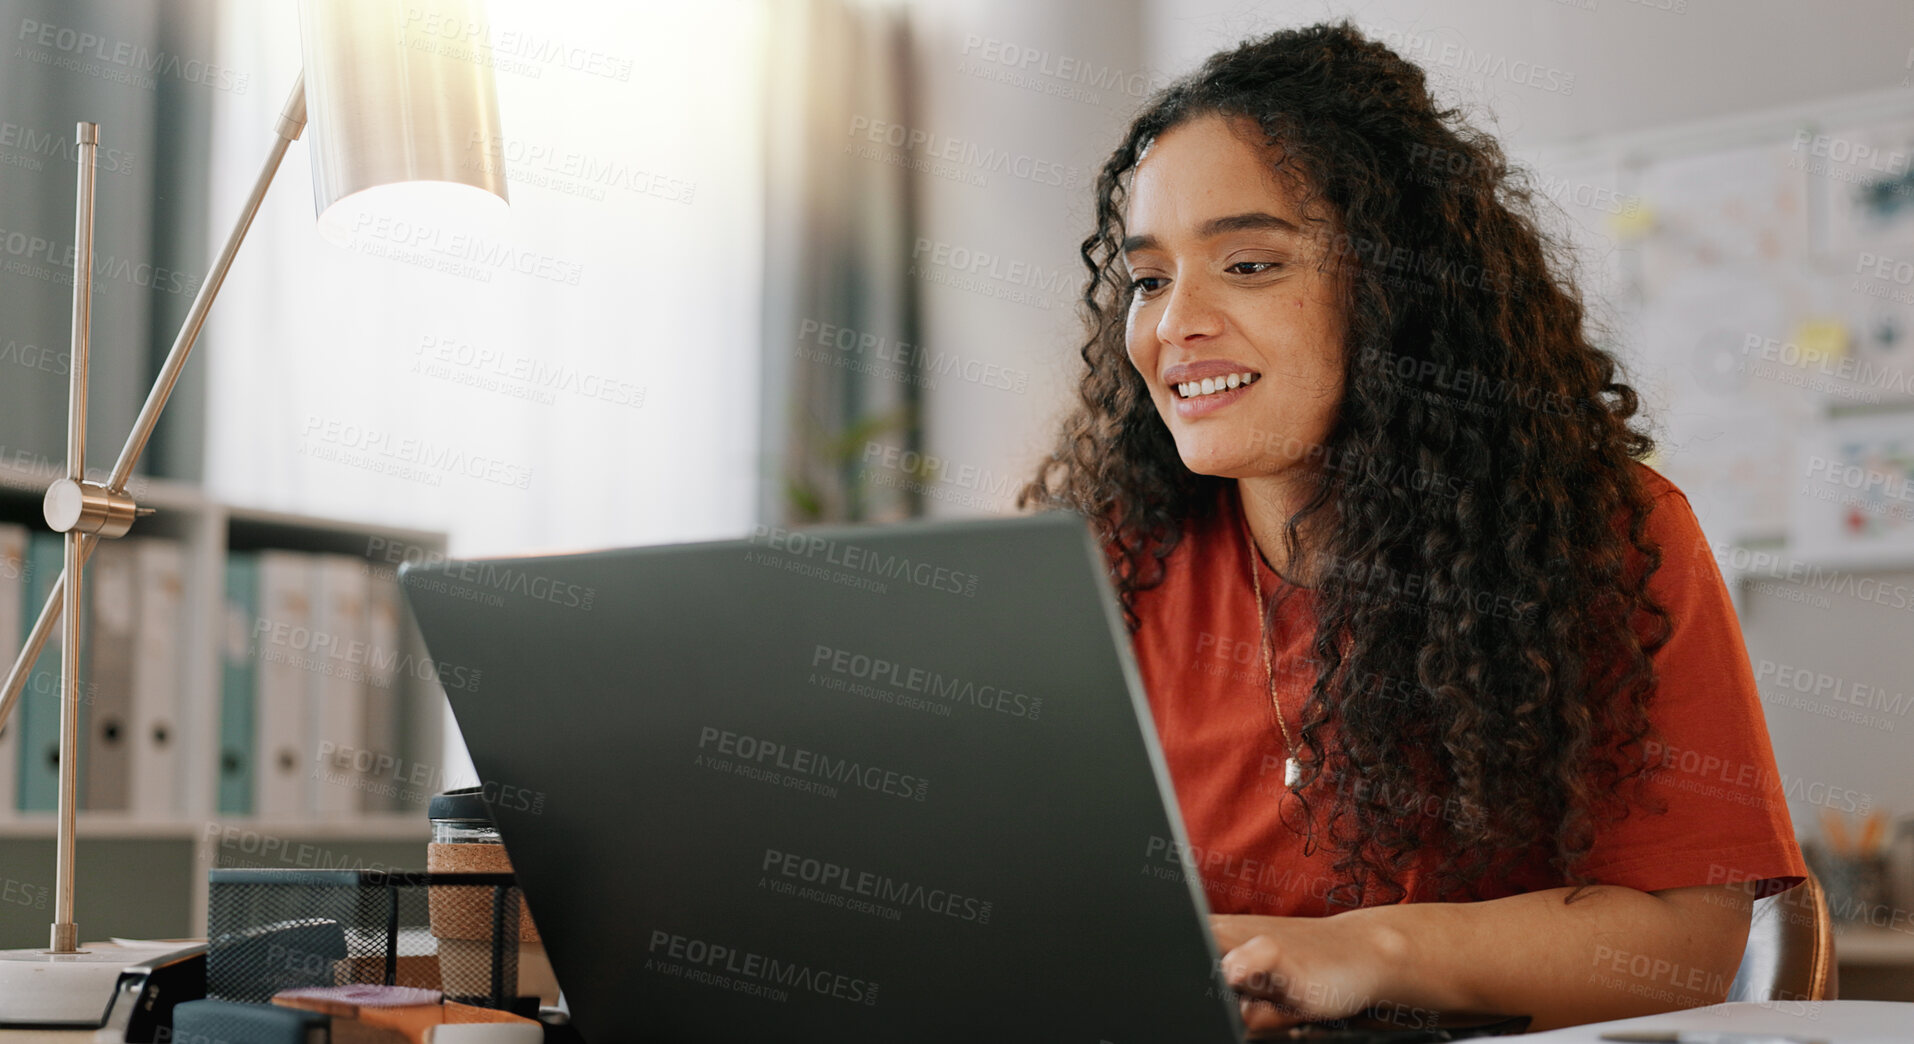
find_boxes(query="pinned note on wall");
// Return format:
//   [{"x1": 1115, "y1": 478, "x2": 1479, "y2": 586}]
[
  {"x1": 1787, "y1": 316, "x2": 1850, "y2": 366},
  {"x1": 1606, "y1": 200, "x2": 1656, "y2": 241}
]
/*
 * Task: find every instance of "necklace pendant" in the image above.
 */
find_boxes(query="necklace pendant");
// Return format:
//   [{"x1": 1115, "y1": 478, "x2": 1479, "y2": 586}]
[{"x1": 1284, "y1": 756, "x2": 1301, "y2": 788}]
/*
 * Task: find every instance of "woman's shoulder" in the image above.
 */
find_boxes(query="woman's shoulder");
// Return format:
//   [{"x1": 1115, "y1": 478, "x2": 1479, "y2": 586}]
[
  {"x1": 1624, "y1": 460, "x2": 1717, "y2": 575},
  {"x1": 1630, "y1": 459, "x2": 1689, "y2": 510}
]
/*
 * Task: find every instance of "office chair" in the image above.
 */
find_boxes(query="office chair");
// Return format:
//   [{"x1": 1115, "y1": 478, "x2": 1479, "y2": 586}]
[{"x1": 1727, "y1": 867, "x2": 1838, "y2": 1003}]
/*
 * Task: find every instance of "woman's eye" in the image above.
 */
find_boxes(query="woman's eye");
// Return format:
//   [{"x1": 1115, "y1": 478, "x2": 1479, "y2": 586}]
[
  {"x1": 1226, "y1": 260, "x2": 1282, "y2": 275},
  {"x1": 1129, "y1": 276, "x2": 1167, "y2": 294}
]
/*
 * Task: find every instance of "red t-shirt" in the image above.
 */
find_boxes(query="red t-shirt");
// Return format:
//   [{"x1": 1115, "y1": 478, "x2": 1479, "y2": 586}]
[{"x1": 1127, "y1": 462, "x2": 1806, "y2": 917}]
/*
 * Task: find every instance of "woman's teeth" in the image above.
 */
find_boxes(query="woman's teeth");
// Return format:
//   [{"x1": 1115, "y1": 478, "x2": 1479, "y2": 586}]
[{"x1": 1175, "y1": 372, "x2": 1259, "y2": 399}]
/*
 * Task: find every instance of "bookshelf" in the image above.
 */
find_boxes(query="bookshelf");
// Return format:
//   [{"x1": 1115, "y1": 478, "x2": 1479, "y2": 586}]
[{"x1": 0, "y1": 459, "x2": 448, "y2": 943}]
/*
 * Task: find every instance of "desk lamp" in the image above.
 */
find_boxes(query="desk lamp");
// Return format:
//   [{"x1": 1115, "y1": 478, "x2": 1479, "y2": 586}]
[{"x1": 0, "y1": 0, "x2": 507, "y2": 1023}]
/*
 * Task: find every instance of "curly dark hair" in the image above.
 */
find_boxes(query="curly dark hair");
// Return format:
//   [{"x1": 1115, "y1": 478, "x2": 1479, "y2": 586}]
[{"x1": 1017, "y1": 20, "x2": 1674, "y2": 907}]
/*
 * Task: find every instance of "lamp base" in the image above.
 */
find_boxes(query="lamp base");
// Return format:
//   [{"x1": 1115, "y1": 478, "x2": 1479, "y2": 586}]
[{"x1": 0, "y1": 942, "x2": 178, "y2": 1027}]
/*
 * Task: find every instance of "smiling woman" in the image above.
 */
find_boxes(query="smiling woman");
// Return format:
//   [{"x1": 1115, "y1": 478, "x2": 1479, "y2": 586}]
[{"x1": 1019, "y1": 21, "x2": 1807, "y2": 1037}]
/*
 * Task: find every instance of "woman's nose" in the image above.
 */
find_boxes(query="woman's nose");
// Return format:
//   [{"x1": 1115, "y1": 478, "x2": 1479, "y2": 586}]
[{"x1": 1157, "y1": 277, "x2": 1224, "y2": 345}]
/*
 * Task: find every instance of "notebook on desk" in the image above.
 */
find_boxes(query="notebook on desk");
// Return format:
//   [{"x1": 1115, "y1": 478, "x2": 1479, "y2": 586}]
[{"x1": 398, "y1": 513, "x2": 1522, "y2": 1043}]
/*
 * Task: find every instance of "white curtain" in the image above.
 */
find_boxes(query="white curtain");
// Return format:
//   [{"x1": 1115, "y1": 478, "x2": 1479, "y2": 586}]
[{"x1": 202, "y1": 0, "x2": 766, "y2": 557}]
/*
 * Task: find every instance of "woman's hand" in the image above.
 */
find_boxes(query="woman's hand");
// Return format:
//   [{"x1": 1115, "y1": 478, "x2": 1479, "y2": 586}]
[
  {"x1": 1210, "y1": 911, "x2": 1416, "y2": 1037},
  {"x1": 1212, "y1": 884, "x2": 1754, "y2": 1034}
]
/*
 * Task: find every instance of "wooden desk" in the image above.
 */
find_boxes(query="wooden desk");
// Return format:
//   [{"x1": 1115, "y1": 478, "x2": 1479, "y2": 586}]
[{"x1": 1835, "y1": 924, "x2": 1914, "y2": 1002}]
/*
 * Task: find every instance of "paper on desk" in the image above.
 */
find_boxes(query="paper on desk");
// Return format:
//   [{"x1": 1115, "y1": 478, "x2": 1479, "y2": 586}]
[
  {"x1": 1522, "y1": 999, "x2": 1914, "y2": 1043},
  {"x1": 105, "y1": 938, "x2": 204, "y2": 949}
]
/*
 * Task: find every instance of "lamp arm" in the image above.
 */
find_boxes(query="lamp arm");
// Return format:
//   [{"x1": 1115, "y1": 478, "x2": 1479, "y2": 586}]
[
  {"x1": 0, "y1": 72, "x2": 308, "y2": 739},
  {"x1": 51, "y1": 119, "x2": 100, "y2": 954}
]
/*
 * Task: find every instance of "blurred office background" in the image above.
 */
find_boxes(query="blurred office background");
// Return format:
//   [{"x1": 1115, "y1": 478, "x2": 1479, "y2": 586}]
[{"x1": 0, "y1": 0, "x2": 1910, "y2": 989}]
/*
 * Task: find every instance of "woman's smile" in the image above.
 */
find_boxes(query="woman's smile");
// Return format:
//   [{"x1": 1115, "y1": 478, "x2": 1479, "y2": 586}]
[{"x1": 1169, "y1": 368, "x2": 1261, "y2": 418}]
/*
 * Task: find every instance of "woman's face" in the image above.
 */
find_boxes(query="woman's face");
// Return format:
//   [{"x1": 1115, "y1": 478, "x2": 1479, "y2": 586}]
[{"x1": 1122, "y1": 113, "x2": 1346, "y2": 482}]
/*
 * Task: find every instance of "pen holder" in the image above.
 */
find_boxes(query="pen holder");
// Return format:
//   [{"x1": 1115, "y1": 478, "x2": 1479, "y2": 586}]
[
  {"x1": 426, "y1": 845, "x2": 523, "y2": 1006},
  {"x1": 428, "y1": 786, "x2": 556, "y2": 1005},
  {"x1": 1804, "y1": 841, "x2": 1889, "y2": 926},
  {"x1": 207, "y1": 868, "x2": 522, "y2": 1009},
  {"x1": 1890, "y1": 817, "x2": 1914, "y2": 917}
]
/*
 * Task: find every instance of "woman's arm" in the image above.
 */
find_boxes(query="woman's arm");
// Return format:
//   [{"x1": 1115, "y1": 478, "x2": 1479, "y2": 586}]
[{"x1": 1213, "y1": 882, "x2": 1755, "y2": 1035}]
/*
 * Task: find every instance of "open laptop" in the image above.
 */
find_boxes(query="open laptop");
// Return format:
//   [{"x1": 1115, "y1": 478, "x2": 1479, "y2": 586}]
[{"x1": 397, "y1": 512, "x2": 1245, "y2": 1042}]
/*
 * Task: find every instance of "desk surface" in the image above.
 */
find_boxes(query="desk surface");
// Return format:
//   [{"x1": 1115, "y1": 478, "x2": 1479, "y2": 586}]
[
  {"x1": 1524, "y1": 999, "x2": 1913, "y2": 1042},
  {"x1": 4, "y1": 1000, "x2": 1910, "y2": 1041}
]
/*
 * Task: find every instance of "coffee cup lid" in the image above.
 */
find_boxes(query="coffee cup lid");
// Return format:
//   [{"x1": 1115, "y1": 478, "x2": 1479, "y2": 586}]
[{"x1": 428, "y1": 785, "x2": 494, "y2": 824}]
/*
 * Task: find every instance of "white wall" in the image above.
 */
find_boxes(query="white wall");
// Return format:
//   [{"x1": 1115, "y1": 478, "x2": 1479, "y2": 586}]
[
  {"x1": 903, "y1": 0, "x2": 1148, "y2": 516},
  {"x1": 1142, "y1": 0, "x2": 1914, "y2": 150}
]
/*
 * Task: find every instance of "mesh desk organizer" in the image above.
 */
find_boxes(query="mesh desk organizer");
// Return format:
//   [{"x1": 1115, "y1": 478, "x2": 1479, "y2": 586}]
[{"x1": 208, "y1": 869, "x2": 524, "y2": 1010}]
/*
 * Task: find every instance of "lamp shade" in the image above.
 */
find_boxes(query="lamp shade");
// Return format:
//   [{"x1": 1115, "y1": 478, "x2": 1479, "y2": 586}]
[{"x1": 298, "y1": 0, "x2": 510, "y2": 237}]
